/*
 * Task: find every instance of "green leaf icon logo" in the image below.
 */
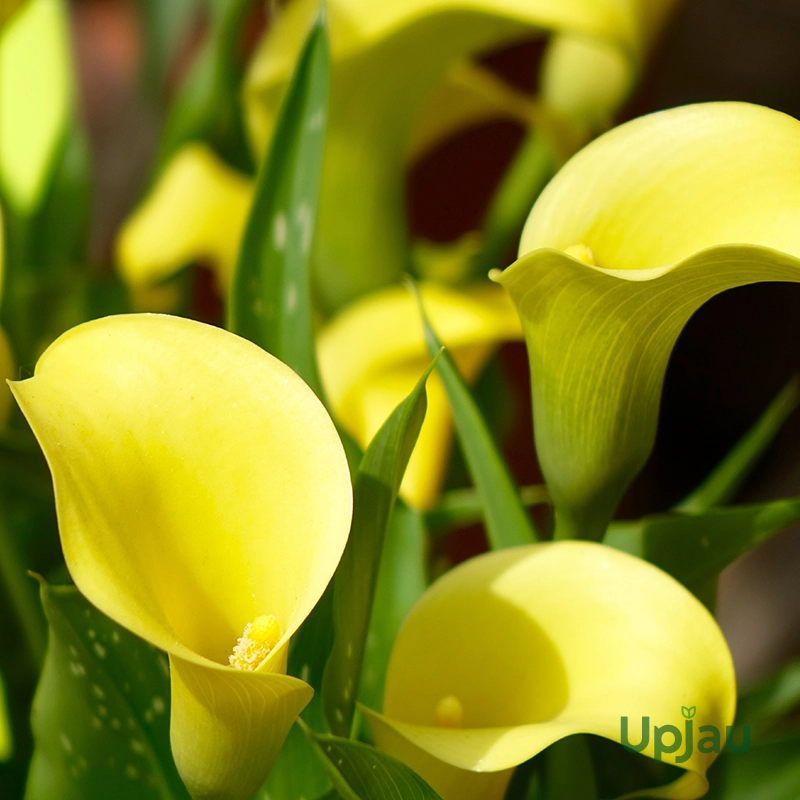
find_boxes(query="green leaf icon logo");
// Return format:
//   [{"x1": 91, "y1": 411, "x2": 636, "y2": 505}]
[{"x1": 682, "y1": 706, "x2": 697, "y2": 719}]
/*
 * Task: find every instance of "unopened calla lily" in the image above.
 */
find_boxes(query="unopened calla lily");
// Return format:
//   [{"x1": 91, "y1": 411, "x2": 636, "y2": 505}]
[
  {"x1": 317, "y1": 281, "x2": 522, "y2": 509},
  {"x1": 496, "y1": 101, "x2": 800, "y2": 540},
  {"x1": 10, "y1": 314, "x2": 353, "y2": 800},
  {"x1": 363, "y1": 541, "x2": 736, "y2": 800}
]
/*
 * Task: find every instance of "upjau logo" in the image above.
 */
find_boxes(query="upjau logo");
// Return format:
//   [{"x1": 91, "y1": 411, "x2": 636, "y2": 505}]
[{"x1": 620, "y1": 706, "x2": 750, "y2": 762}]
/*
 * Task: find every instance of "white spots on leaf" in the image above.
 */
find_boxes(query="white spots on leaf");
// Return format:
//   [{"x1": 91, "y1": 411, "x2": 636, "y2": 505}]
[
  {"x1": 60, "y1": 733, "x2": 73, "y2": 753},
  {"x1": 130, "y1": 738, "x2": 145, "y2": 754},
  {"x1": 87, "y1": 629, "x2": 96, "y2": 640},
  {"x1": 335, "y1": 709, "x2": 344, "y2": 723},
  {"x1": 143, "y1": 710, "x2": 154, "y2": 723},
  {"x1": 273, "y1": 212, "x2": 287, "y2": 252},
  {"x1": 69, "y1": 645, "x2": 78, "y2": 658},
  {"x1": 158, "y1": 655, "x2": 169, "y2": 678},
  {"x1": 285, "y1": 284, "x2": 297, "y2": 312},
  {"x1": 300, "y1": 664, "x2": 310, "y2": 682},
  {"x1": 295, "y1": 203, "x2": 312, "y2": 255},
  {"x1": 152, "y1": 696, "x2": 165, "y2": 714},
  {"x1": 90, "y1": 716, "x2": 103, "y2": 730},
  {"x1": 93, "y1": 642, "x2": 107, "y2": 658},
  {"x1": 92, "y1": 684, "x2": 105, "y2": 699},
  {"x1": 111, "y1": 718, "x2": 122, "y2": 731},
  {"x1": 111, "y1": 631, "x2": 121, "y2": 644},
  {"x1": 69, "y1": 661, "x2": 86, "y2": 677},
  {"x1": 308, "y1": 108, "x2": 324, "y2": 131},
  {"x1": 125, "y1": 764, "x2": 139, "y2": 780},
  {"x1": 97, "y1": 704, "x2": 108, "y2": 717}
]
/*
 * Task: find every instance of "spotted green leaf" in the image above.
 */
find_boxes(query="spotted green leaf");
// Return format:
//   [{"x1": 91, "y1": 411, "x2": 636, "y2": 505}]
[
  {"x1": 302, "y1": 722, "x2": 444, "y2": 800},
  {"x1": 25, "y1": 580, "x2": 189, "y2": 800},
  {"x1": 229, "y1": 12, "x2": 329, "y2": 398}
]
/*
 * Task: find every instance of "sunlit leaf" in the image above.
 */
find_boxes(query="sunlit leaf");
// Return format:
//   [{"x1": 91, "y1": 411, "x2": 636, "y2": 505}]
[
  {"x1": 414, "y1": 284, "x2": 538, "y2": 548},
  {"x1": 323, "y1": 358, "x2": 435, "y2": 736}
]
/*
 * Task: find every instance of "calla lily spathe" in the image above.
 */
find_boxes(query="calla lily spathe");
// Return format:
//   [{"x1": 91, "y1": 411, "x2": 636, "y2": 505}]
[
  {"x1": 495, "y1": 101, "x2": 800, "y2": 540},
  {"x1": 317, "y1": 281, "x2": 522, "y2": 509},
  {"x1": 10, "y1": 314, "x2": 353, "y2": 800},
  {"x1": 363, "y1": 541, "x2": 736, "y2": 800},
  {"x1": 118, "y1": 0, "x2": 681, "y2": 307}
]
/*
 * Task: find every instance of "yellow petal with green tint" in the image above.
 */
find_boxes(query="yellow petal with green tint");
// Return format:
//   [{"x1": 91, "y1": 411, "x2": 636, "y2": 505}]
[
  {"x1": 0, "y1": 0, "x2": 71, "y2": 214},
  {"x1": 169, "y1": 655, "x2": 312, "y2": 800},
  {"x1": 245, "y1": 0, "x2": 677, "y2": 310},
  {"x1": 10, "y1": 314, "x2": 352, "y2": 799},
  {"x1": 496, "y1": 102, "x2": 800, "y2": 540},
  {"x1": 363, "y1": 541, "x2": 735, "y2": 800},
  {"x1": 317, "y1": 282, "x2": 522, "y2": 509},
  {"x1": 116, "y1": 144, "x2": 253, "y2": 293}
]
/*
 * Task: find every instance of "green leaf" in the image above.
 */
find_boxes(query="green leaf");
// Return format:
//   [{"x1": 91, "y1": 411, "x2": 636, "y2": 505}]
[
  {"x1": 323, "y1": 358, "x2": 436, "y2": 737},
  {"x1": 736, "y1": 659, "x2": 800, "y2": 730},
  {"x1": 709, "y1": 730, "x2": 800, "y2": 800},
  {"x1": 359, "y1": 500, "x2": 427, "y2": 715},
  {"x1": 26, "y1": 580, "x2": 189, "y2": 800},
  {"x1": 604, "y1": 496, "x2": 800, "y2": 590},
  {"x1": 229, "y1": 12, "x2": 328, "y2": 398},
  {"x1": 302, "y1": 722, "x2": 444, "y2": 800},
  {"x1": 413, "y1": 283, "x2": 538, "y2": 548},
  {"x1": 256, "y1": 721, "x2": 331, "y2": 800},
  {"x1": 676, "y1": 377, "x2": 800, "y2": 514}
]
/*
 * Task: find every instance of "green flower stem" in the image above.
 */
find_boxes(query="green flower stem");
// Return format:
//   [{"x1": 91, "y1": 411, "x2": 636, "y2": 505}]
[{"x1": 426, "y1": 484, "x2": 550, "y2": 534}]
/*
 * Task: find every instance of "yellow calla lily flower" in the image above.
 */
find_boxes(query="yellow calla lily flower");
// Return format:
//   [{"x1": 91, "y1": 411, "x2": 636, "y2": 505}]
[
  {"x1": 117, "y1": 143, "x2": 253, "y2": 296},
  {"x1": 245, "y1": 0, "x2": 683, "y2": 309},
  {"x1": 0, "y1": 0, "x2": 71, "y2": 215},
  {"x1": 363, "y1": 541, "x2": 736, "y2": 800},
  {"x1": 10, "y1": 314, "x2": 352, "y2": 800},
  {"x1": 317, "y1": 281, "x2": 522, "y2": 509},
  {"x1": 495, "y1": 101, "x2": 800, "y2": 540}
]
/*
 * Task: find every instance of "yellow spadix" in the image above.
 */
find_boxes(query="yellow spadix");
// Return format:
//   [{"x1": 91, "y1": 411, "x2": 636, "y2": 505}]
[{"x1": 10, "y1": 314, "x2": 353, "y2": 800}]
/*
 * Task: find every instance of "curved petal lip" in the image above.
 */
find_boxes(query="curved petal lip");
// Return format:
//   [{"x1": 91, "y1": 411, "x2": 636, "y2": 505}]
[
  {"x1": 496, "y1": 242, "x2": 800, "y2": 287},
  {"x1": 9, "y1": 314, "x2": 353, "y2": 670}
]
